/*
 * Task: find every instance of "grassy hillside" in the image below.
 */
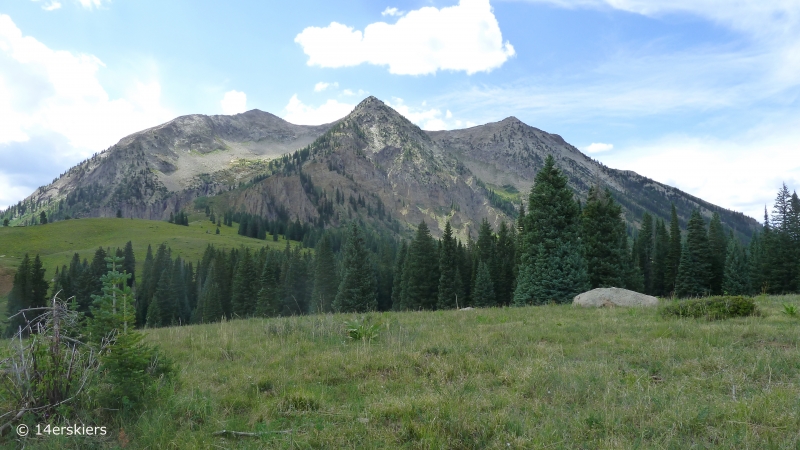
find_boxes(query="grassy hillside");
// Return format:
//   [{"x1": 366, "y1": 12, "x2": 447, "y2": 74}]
[
  {"x1": 0, "y1": 217, "x2": 300, "y2": 309},
  {"x1": 15, "y1": 295, "x2": 796, "y2": 449}
]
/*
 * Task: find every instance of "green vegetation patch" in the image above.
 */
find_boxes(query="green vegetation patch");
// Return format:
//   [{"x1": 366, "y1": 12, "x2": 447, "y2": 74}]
[{"x1": 661, "y1": 295, "x2": 759, "y2": 320}]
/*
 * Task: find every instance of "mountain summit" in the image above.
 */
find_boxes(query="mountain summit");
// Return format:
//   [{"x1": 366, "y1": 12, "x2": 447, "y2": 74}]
[{"x1": 5, "y1": 97, "x2": 758, "y2": 239}]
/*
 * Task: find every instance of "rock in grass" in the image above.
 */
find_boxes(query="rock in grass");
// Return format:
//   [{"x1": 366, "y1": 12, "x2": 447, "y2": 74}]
[{"x1": 573, "y1": 287, "x2": 658, "y2": 308}]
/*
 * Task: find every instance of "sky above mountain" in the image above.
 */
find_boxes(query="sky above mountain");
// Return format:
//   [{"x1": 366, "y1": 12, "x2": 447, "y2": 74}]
[{"x1": 1, "y1": 0, "x2": 799, "y2": 221}]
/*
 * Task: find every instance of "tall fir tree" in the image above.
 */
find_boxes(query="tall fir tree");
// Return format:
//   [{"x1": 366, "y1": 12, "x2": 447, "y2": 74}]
[
  {"x1": 122, "y1": 241, "x2": 136, "y2": 288},
  {"x1": 664, "y1": 204, "x2": 682, "y2": 296},
  {"x1": 437, "y1": 221, "x2": 459, "y2": 309},
  {"x1": 334, "y1": 223, "x2": 377, "y2": 312},
  {"x1": 652, "y1": 219, "x2": 669, "y2": 296},
  {"x1": 580, "y1": 187, "x2": 627, "y2": 289},
  {"x1": 401, "y1": 221, "x2": 439, "y2": 310},
  {"x1": 256, "y1": 256, "x2": 282, "y2": 317},
  {"x1": 495, "y1": 222, "x2": 516, "y2": 306},
  {"x1": 311, "y1": 233, "x2": 338, "y2": 313},
  {"x1": 636, "y1": 212, "x2": 654, "y2": 294},
  {"x1": 231, "y1": 248, "x2": 257, "y2": 317},
  {"x1": 471, "y1": 261, "x2": 496, "y2": 308},
  {"x1": 674, "y1": 210, "x2": 711, "y2": 297},
  {"x1": 136, "y1": 244, "x2": 154, "y2": 326},
  {"x1": 722, "y1": 235, "x2": 750, "y2": 296},
  {"x1": 707, "y1": 212, "x2": 728, "y2": 295},
  {"x1": 391, "y1": 241, "x2": 408, "y2": 310},
  {"x1": 514, "y1": 155, "x2": 589, "y2": 305},
  {"x1": 5, "y1": 254, "x2": 31, "y2": 336}
]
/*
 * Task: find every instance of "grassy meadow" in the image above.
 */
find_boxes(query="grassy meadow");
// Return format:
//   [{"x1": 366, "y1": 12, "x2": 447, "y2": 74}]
[
  {"x1": 14, "y1": 294, "x2": 797, "y2": 449},
  {"x1": 0, "y1": 217, "x2": 302, "y2": 308}
]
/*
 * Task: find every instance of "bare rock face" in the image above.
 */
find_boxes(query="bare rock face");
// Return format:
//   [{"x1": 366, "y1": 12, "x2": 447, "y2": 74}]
[{"x1": 573, "y1": 287, "x2": 658, "y2": 308}]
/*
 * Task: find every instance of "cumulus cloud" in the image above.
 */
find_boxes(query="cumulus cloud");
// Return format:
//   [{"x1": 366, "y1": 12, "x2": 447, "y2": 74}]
[
  {"x1": 584, "y1": 142, "x2": 613, "y2": 153},
  {"x1": 314, "y1": 81, "x2": 338, "y2": 92},
  {"x1": 342, "y1": 88, "x2": 367, "y2": 97},
  {"x1": 282, "y1": 95, "x2": 354, "y2": 125},
  {"x1": 0, "y1": 14, "x2": 172, "y2": 208},
  {"x1": 381, "y1": 7, "x2": 404, "y2": 17},
  {"x1": 386, "y1": 98, "x2": 472, "y2": 131},
  {"x1": 294, "y1": 0, "x2": 515, "y2": 75},
  {"x1": 220, "y1": 90, "x2": 247, "y2": 115},
  {"x1": 42, "y1": 1, "x2": 62, "y2": 11}
]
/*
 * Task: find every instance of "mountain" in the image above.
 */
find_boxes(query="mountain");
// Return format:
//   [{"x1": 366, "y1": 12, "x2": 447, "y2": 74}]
[{"x1": 3, "y1": 97, "x2": 759, "y2": 240}]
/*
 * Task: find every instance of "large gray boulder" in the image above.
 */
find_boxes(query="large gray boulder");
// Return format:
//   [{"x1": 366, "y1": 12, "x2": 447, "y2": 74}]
[{"x1": 573, "y1": 287, "x2": 658, "y2": 308}]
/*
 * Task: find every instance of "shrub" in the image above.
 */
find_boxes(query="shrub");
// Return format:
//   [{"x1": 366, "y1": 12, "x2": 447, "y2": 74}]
[
  {"x1": 782, "y1": 303, "x2": 798, "y2": 318},
  {"x1": 344, "y1": 316, "x2": 381, "y2": 343},
  {"x1": 660, "y1": 295, "x2": 758, "y2": 320}
]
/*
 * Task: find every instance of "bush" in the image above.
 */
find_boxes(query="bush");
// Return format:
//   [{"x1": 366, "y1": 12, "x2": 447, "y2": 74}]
[{"x1": 660, "y1": 295, "x2": 758, "y2": 320}]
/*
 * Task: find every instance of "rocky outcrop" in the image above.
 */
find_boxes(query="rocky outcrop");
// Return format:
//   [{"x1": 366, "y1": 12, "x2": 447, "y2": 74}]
[{"x1": 573, "y1": 287, "x2": 659, "y2": 308}]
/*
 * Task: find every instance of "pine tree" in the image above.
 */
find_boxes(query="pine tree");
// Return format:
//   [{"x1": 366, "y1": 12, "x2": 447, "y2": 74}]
[
  {"x1": 198, "y1": 263, "x2": 225, "y2": 322},
  {"x1": 707, "y1": 212, "x2": 728, "y2": 295},
  {"x1": 514, "y1": 155, "x2": 589, "y2": 305},
  {"x1": 664, "y1": 204, "x2": 682, "y2": 296},
  {"x1": 437, "y1": 221, "x2": 458, "y2": 309},
  {"x1": 674, "y1": 210, "x2": 711, "y2": 297},
  {"x1": 123, "y1": 241, "x2": 136, "y2": 288},
  {"x1": 652, "y1": 219, "x2": 669, "y2": 296},
  {"x1": 88, "y1": 256, "x2": 135, "y2": 343},
  {"x1": 391, "y1": 241, "x2": 408, "y2": 311},
  {"x1": 636, "y1": 212, "x2": 654, "y2": 294},
  {"x1": 401, "y1": 221, "x2": 439, "y2": 310},
  {"x1": 5, "y1": 254, "x2": 32, "y2": 336},
  {"x1": 495, "y1": 222, "x2": 516, "y2": 306},
  {"x1": 311, "y1": 234, "x2": 337, "y2": 313},
  {"x1": 580, "y1": 187, "x2": 627, "y2": 289},
  {"x1": 471, "y1": 261, "x2": 496, "y2": 307},
  {"x1": 722, "y1": 236, "x2": 750, "y2": 295},
  {"x1": 748, "y1": 230, "x2": 764, "y2": 295},
  {"x1": 334, "y1": 223, "x2": 377, "y2": 312},
  {"x1": 147, "y1": 269, "x2": 171, "y2": 327},
  {"x1": 256, "y1": 257, "x2": 281, "y2": 317},
  {"x1": 231, "y1": 249, "x2": 257, "y2": 317}
]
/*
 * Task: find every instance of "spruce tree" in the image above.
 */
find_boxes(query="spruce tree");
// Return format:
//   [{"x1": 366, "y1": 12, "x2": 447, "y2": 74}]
[
  {"x1": 748, "y1": 231, "x2": 764, "y2": 295},
  {"x1": 136, "y1": 244, "x2": 154, "y2": 326},
  {"x1": 636, "y1": 212, "x2": 654, "y2": 294},
  {"x1": 664, "y1": 204, "x2": 682, "y2": 295},
  {"x1": 723, "y1": 236, "x2": 750, "y2": 295},
  {"x1": 707, "y1": 212, "x2": 728, "y2": 295},
  {"x1": 147, "y1": 269, "x2": 171, "y2": 327},
  {"x1": 437, "y1": 221, "x2": 458, "y2": 309},
  {"x1": 401, "y1": 221, "x2": 439, "y2": 310},
  {"x1": 495, "y1": 222, "x2": 516, "y2": 306},
  {"x1": 652, "y1": 219, "x2": 669, "y2": 296},
  {"x1": 5, "y1": 254, "x2": 31, "y2": 336},
  {"x1": 674, "y1": 210, "x2": 711, "y2": 297},
  {"x1": 256, "y1": 257, "x2": 281, "y2": 317},
  {"x1": 334, "y1": 223, "x2": 377, "y2": 312},
  {"x1": 29, "y1": 254, "x2": 49, "y2": 310},
  {"x1": 391, "y1": 241, "x2": 408, "y2": 310},
  {"x1": 123, "y1": 241, "x2": 136, "y2": 288},
  {"x1": 471, "y1": 261, "x2": 495, "y2": 308},
  {"x1": 580, "y1": 187, "x2": 627, "y2": 289},
  {"x1": 514, "y1": 155, "x2": 588, "y2": 304},
  {"x1": 311, "y1": 234, "x2": 337, "y2": 313},
  {"x1": 231, "y1": 249, "x2": 257, "y2": 317}
]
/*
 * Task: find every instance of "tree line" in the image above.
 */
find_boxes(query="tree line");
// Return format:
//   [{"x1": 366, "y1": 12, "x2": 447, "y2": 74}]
[{"x1": 6, "y1": 156, "x2": 800, "y2": 330}]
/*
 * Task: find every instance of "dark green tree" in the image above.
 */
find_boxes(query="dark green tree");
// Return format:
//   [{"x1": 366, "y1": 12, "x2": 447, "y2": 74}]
[
  {"x1": 514, "y1": 155, "x2": 589, "y2": 305},
  {"x1": 471, "y1": 261, "x2": 496, "y2": 308},
  {"x1": 580, "y1": 187, "x2": 627, "y2": 289},
  {"x1": 391, "y1": 241, "x2": 408, "y2": 310},
  {"x1": 495, "y1": 222, "x2": 516, "y2": 306},
  {"x1": 5, "y1": 254, "x2": 32, "y2": 336},
  {"x1": 123, "y1": 241, "x2": 136, "y2": 288},
  {"x1": 674, "y1": 210, "x2": 711, "y2": 297},
  {"x1": 39, "y1": 211, "x2": 47, "y2": 225},
  {"x1": 636, "y1": 212, "x2": 654, "y2": 294},
  {"x1": 231, "y1": 249, "x2": 257, "y2": 317},
  {"x1": 652, "y1": 219, "x2": 669, "y2": 296},
  {"x1": 401, "y1": 221, "x2": 439, "y2": 310},
  {"x1": 707, "y1": 212, "x2": 728, "y2": 295},
  {"x1": 334, "y1": 223, "x2": 377, "y2": 312},
  {"x1": 311, "y1": 234, "x2": 338, "y2": 313},
  {"x1": 437, "y1": 221, "x2": 459, "y2": 309},
  {"x1": 723, "y1": 236, "x2": 750, "y2": 295},
  {"x1": 664, "y1": 204, "x2": 682, "y2": 295}
]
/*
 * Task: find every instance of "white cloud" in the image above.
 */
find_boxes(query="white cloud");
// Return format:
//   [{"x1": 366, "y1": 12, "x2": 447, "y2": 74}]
[
  {"x1": 381, "y1": 7, "x2": 404, "y2": 17},
  {"x1": 314, "y1": 81, "x2": 338, "y2": 92},
  {"x1": 76, "y1": 0, "x2": 110, "y2": 9},
  {"x1": 600, "y1": 119, "x2": 800, "y2": 221},
  {"x1": 0, "y1": 14, "x2": 173, "y2": 207},
  {"x1": 220, "y1": 90, "x2": 247, "y2": 115},
  {"x1": 386, "y1": 98, "x2": 467, "y2": 131},
  {"x1": 282, "y1": 95, "x2": 354, "y2": 125},
  {"x1": 584, "y1": 142, "x2": 613, "y2": 153},
  {"x1": 295, "y1": 0, "x2": 515, "y2": 75},
  {"x1": 42, "y1": 1, "x2": 62, "y2": 11},
  {"x1": 342, "y1": 88, "x2": 367, "y2": 97}
]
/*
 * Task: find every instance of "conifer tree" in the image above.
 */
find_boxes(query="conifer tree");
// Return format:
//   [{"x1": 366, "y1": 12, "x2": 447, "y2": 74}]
[
  {"x1": 580, "y1": 187, "x2": 627, "y2": 289},
  {"x1": 29, "y1": 254, "x2": 49, "y2": 310},
  {"x1": 723, "y1": 236, "x2": 750, "y2": 295},
  {"x1": 636, "y1": 212, "x2": 654, "y2": 294},
  {"x1": 256, "y1": 257, "x2": 281, "y2": 317},
  {"x1": 652, "y1": 219, "x2": 669, "y2": 296},
  {"x1": 495, "y1": 222, "x2": 516, "y2": 306},
  {"x1": 437, "y1": 221, "x2": 458, "y2": 309},
  {"x1": 311, "y1": 234, "x2": 337, "y2": 313},
  {"x1": 334, "y1": 223, "x2": 377, "y2": 312},
  {"x1": 664, "y1": 204, "x2": 682, "y2": 295},
  {"x1": 674, "y1": 210, "x2": 711, "y2": 297},
  {"x1": 514, "y1": 155, "x2": 588, "y2": 305},
  {"x1": 748, "y1": 231, "x2": 764, "y2": 294},
  {"x1": 123, "y1": 241, "x2": 136, "y2": 288},
  {"x1": 136, "y1": 244, "x2": 154, "y2": 326},
  {"x1": 5, "y1": 254, "x2": 31, "y2": 336},
  {"x1": 231, "y1": 249, "x2": 257, "y2": 317},
  {"x1": 146, "y1": 269, "x2": 171, "y2": 327},
  {"x1": 707, "y1": 212, "x2": 728, "y2": 295},
  {"x1": 391, "y1": 241, "x2": 408, "y2": 310},
  {"x1": 88, "y1": 256, "x2": 134, "y2": 343},
  {"x1": 198, "y1": 263, "x2": 225, "y2": 322},
  {"x1": 471, "y1": 261, "x2": 495, "y2": 308},
  {"x1": 401, "y1": 221, "x2": 439, "y2": 310}
]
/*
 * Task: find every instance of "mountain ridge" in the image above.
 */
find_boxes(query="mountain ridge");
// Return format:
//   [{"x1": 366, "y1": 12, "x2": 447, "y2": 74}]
[{"x1": 3, "y1": 96, "x2": 759, "y2": 240}]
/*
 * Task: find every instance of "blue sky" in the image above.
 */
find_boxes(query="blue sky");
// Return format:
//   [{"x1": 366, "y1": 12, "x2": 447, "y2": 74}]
[{"x1": 2, "y1": 0, "x2": 799, "y2": 220}]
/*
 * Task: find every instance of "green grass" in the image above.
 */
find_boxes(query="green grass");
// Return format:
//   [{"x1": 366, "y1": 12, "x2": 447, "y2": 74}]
[
  {"x1": 0, "y1": 217, "x2": 299, "y2": 291},
  {"x1": 14, "y1": 295, "x2": 797, "y2": 449}
]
